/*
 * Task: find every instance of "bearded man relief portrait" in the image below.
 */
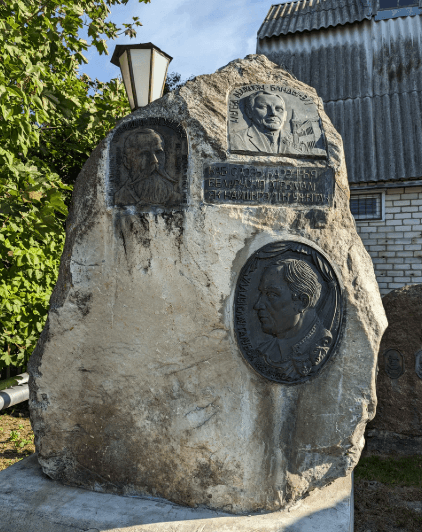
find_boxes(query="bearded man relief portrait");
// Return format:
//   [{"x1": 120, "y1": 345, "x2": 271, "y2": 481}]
[
  {"x1": 108, "y1": 117, "x2": 188, "y2": 212},
  {"x1": 114, "y1": 128, "x2": 181, "y2": 208}
]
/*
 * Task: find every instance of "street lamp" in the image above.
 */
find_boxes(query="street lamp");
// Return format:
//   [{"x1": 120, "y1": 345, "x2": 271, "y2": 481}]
[{"x1": 111, "y1": 43, "x2": 173, "y2": 111}]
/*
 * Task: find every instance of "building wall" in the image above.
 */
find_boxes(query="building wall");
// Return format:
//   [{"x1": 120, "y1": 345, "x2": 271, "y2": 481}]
[
  {"x1": 356, "y1": 186, "x2": 422, "y2": 295},
  {"x1": 258, "y1": 15, "x2": 422, "y2": 185},
  {"x1": 258, "y1": 10, "x2": 422, "y2": 295}
]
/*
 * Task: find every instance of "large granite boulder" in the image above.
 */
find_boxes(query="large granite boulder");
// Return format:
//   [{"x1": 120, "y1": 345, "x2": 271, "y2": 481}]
[
  {"x1": 366, "y1": 284, "x2": 422, "y2": 455},
  {"x1": 28, "y1": 55, "x2": 387, "y2": 514}
]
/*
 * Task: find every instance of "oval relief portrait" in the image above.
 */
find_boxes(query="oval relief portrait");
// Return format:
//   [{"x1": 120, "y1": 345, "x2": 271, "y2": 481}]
[
  {"x1": 383, "y1": 349, "x2": 405, "y2": 380},
  {"x1": 234, "y1": 241, "x2": 344, "y2": 385}
]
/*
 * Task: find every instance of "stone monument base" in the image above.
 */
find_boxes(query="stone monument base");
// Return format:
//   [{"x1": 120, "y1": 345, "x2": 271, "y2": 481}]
[{"x1": 0, "y1": 455, "x2": 353, "y2": 532}]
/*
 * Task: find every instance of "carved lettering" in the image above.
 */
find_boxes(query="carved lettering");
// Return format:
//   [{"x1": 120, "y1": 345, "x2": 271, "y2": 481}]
[{"x1": 203, "y1": 163, "x2": 333, "y2": 207}]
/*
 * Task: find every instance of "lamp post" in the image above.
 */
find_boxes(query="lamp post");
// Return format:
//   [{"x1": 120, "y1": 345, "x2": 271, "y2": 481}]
[{"x1": 111, "y1": 43, "x2": 173, "y2": 111}]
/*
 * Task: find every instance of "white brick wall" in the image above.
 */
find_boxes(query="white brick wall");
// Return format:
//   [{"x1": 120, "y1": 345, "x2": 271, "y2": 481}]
[{"x1": 355, "y1": 186, "x2": 422, "y2": 296}]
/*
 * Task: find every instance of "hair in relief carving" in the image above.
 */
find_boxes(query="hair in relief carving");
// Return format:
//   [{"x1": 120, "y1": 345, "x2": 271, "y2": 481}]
[
  {"x1": 271, "y1": 259, "x2": 321, "y2": 310},
  {"x1": 244, "y1": 91, "x2": 286, "y2": 124}
]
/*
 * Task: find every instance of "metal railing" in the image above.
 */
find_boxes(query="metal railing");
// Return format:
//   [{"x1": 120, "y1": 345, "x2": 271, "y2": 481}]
[{"x1": 0, "y1": 373, "x2": 29, "y2": 411}]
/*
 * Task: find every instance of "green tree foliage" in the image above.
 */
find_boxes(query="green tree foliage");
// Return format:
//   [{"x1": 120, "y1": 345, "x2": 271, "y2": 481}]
[
  {"x1": 164, "y1": 71, "x2": 194, "y2": 94},
  {"x1": 0, "y1": 0, "x2": 149, "y2": 372}
]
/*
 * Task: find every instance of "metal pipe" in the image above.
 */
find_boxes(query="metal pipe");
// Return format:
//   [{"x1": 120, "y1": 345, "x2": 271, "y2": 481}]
[{"x1": 0, "y1": 373, "x2": 29, "y2": 411}]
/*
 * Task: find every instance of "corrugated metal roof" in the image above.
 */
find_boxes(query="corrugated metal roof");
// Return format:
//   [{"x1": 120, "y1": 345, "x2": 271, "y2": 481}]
[
  {"x1": 258, "y1": 0, "x2": 372, "y2": 39},
  {"x1": 258, "y1": 15, "x2": 422, "y2": 183},
  {"x1": 260, "y1": 22, "x2": 373, "y2": 101},
  {"x1": 372, "y1": 15, "x2": 422, "y2": 97},
  {"x1": 325, "y1": 91, "x2": 422, "y2": 184}
]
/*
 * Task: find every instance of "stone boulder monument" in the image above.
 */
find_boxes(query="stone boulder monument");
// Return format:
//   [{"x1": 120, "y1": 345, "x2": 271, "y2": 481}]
[
  {"x1": 28, "y1": 55, "x2": 387, "y2": 520},
  {"x1": 366, "y1": 284, "x2": 422, "y2": 455}
]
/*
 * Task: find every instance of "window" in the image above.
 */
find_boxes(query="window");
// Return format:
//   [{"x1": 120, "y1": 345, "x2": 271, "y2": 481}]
[
  {"x1": 350, "y1": 194, "x2": 383, "y2": 221},
  {"x1": 379, "y1": 0, "x2": 418, "y2": 9}
]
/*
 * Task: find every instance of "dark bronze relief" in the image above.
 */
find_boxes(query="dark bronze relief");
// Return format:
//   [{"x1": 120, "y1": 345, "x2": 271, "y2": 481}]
[
  {"x1": 383, "y1": 349, "x2": 405, "y2": 379},
  {"x1": 109, "y1": 117, "x2": 188, "y2": 210},
  {"x1": 415, "y1": 350, "x2": 422, "y2": 379},
  {"x1": 234, "y1": 241, "x2": 344, "y2": 385},
  {"x1": 228, "y1": 84, "x2": 327, "y2": 158}
]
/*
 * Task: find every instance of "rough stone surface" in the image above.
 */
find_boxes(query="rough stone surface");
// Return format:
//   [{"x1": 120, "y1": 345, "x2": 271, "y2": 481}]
[
  {"x1": 29, "y1": 55, "x2": 387, "y2": 514},
  {"x1": 366, "y1": 284, "x2": 422, "y2": 455},
  {"x1": 0, "y1": 455, "x2": 353, "y2": 532}
]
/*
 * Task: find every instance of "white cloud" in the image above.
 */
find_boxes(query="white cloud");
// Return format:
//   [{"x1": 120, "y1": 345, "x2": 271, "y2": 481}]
[{"x1": 82, "y1": 0, "x2": 283, "y2": 82}]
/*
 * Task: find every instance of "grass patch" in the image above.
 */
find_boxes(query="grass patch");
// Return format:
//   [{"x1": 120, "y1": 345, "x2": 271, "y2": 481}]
[
  {"x1": 355, "y1": 455, "x2": 422, "y2": 488},
  {"x1": 0, "y1": 413, "x2": 34, "y2": 471}
]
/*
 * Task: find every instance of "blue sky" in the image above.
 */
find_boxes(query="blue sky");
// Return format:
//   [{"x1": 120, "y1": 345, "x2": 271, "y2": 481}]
[{"x1": 81, "y1": 0, "x2": 287, "y2": 83}]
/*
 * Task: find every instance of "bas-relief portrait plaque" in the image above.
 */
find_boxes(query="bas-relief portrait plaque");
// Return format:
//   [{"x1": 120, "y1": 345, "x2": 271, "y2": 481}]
[
  {"x1": 109, "y1": 117, "x2": 188, "y2": 210},
  {"x1": 228, "y1": 84, "x2": 327, "y2": 158},
  {"x1": 234, "y1": 241, "x2": 344, "y2": 385},
  {"x1": 383, "y1": 349, "x2": 405, "y2": 380}
]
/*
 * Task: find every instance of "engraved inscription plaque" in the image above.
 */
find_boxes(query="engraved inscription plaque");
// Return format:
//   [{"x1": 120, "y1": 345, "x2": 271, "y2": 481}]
[
  {"x1": 234, "y1": 241, "x2": 344, "y2": 384},
  {"x1": 383, "y1": 349, "x2": 405, "y2": 379},
  {"x1": 109, "y1": 117, "x2": 188, "y2": 210},
  {"x1": 228, "y1": 84, "x2": 327, "y2": 158},
  {"x1": 415, "y1": 350, "x2": 422, "y2": 379},
  {"x1": 203, "y1": 163, "x2": 334, "y2": 207}
]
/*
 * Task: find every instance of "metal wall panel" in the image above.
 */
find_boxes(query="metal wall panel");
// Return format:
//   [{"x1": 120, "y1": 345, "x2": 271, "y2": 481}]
[
  {"x1": 325, "y1": 92, "x2": 422, "y2": 183},
  {"x1": 258, "y1": 15, "x2": 422, "y2": 183},
  {"x1": 372, "y1": 16, "x2": 422, "y2": 96},
  {"x1": 259, "y1": 22, "x2": 373, "y2": 101},
  {"x1": 325, "y1": 98, "x2": 376, "y2": 184},
  {"x1": 372, "y1": 91, "x2": 422, "y2": 181},
  {"x1": 258, "y1": 0, "x2": 372, "y2": 39}
]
